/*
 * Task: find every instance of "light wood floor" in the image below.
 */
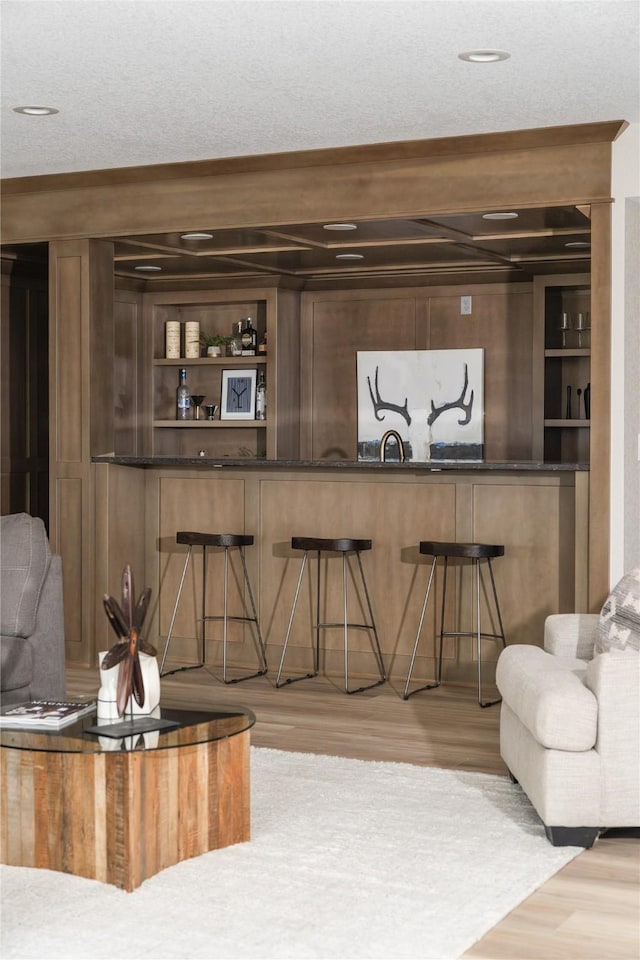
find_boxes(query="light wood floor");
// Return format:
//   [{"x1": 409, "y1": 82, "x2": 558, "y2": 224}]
[{"x1": 67, "y1": 665, "x2": 640, "y2": 959}]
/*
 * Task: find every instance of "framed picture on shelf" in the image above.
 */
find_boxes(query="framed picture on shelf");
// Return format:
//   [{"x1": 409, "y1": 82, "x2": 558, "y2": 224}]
[{"x1": 220, "y1": 369, "x2": 257, "y2": 420}]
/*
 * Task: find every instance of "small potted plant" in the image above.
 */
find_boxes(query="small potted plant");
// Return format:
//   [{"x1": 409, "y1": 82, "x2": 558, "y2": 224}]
[{"x1": 200, "y1": 332, "x2": 234, "y2": 357}]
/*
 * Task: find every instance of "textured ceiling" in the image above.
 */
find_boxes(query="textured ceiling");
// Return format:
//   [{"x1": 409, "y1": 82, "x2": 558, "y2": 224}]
[{"x1": 1, "y1": 0, "x2": 639, "y2": 180}]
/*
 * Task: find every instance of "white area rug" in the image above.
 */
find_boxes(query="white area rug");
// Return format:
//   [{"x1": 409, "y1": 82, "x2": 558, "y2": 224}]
[{"x1": 1, "y1": 747, "x2": 580, "y2": 960}]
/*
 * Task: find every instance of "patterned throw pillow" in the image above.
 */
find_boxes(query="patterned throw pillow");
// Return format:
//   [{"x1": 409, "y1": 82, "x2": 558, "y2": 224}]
[{"x1": 596, "y1": 568, "x2": 640, "y2": 654}]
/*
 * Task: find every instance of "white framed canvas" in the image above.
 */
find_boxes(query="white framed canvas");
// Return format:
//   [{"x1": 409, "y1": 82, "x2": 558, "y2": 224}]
[
  {"x1": 220, "y1": 369, "x2": 257, "y2": 420},
  {"x1": 356, "y1": 349, "x2": 484, "y2": 462}
]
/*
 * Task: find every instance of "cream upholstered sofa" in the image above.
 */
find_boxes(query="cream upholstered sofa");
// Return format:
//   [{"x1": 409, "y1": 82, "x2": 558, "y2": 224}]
[{"x1": 496, "y1": 571, "x2": 640, "y2": 848}]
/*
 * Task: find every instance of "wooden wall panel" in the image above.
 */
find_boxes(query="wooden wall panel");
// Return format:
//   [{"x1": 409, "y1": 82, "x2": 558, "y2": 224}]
[
  {"x1": 301, "y1": 284, "x2": 534, "y2": 463},
  {"x1": 114, "y1": 289, "x2": 143, "y2": 456},
  {"x1": 93, "y1": 462, "x2": 146, "y2": 664},
  {"x1": 302, "y1": 297, "x2": 416, "y2": 459},
  {"x1": 56, "y1": 477, "x2": 84, "y2": 658},
  {"x1": 49, "y1": 240, "x2": 115, "y2": 664},
  {"x1": 54, "y1": 255, "x2": 83, "y2": 463},
  {"x1": 472, "y1": 479, "x2": 576, "y2": 650},
  {"x1": 272, "y1": 288, "x2": 301, "y2": 460},
  {"x1": 428, "y1": 290, "x2": 534, "y2": 460}
]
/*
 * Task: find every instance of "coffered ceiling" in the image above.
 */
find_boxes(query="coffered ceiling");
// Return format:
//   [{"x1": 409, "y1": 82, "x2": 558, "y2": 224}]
[{"x1": 110, "y1": 205, "x2": 591, "y2": 287}]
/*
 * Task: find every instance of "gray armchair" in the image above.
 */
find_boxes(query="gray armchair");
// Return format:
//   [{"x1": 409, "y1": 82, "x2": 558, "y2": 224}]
[{"x1": 0, "y1": 513, "x2": 66, "y2": 704}]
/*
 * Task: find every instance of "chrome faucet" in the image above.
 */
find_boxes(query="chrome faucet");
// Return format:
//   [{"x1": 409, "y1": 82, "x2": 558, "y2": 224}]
[{"x1": 380, "y1": 429, "x2": 405, "y2": 462}]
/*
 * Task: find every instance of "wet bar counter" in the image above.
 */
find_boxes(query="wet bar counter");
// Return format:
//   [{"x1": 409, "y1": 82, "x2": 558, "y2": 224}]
[
  {"x1": 93, "y1": 455, "x2": 587, "y2": 471},
  {"x1": 91, "y1": 457, "x2": 589, "y2": 685}
]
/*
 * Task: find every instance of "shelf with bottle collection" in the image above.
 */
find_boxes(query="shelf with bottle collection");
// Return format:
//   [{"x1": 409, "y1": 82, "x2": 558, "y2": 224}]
[
  {"x1": 533, "y1": 273, "x2": 591, "y2": 463},
  {"x1": 143, "y1": 288, "x2": 281, "y2": 460}
]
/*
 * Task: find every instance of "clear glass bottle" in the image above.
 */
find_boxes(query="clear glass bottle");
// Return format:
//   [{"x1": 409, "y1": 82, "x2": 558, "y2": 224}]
[
  {"x1": 255, "y1": 370, "x2": 266, "y2": 420},
  {"x1": 176, "y1": 367, "x2": 191, "y2": 420},
  {"x1": 230, "y1": 320, "x2": 243, "y2": 356}
]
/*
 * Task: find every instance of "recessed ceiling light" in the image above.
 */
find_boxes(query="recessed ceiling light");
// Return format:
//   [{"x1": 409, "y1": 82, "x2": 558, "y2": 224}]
[
  {"x1": 336, "y1": 253, "x2": 364, "y2": 260},
  {"x1": 565, "y1": 241, "x2": 591, "y2": 248},
  {"x1": 134, "y1": 265, "x2": 162, "y2": 272},
  {"x1": 180, "y1": 232, "x2": 214, "y2": 240},
  {"x1": 13, "y1": 105, "x2": 59, "y2": 116},
  {"x1": 482, "y1": 212, "x2": 519, "y2": 220},
  {"x1": 458, "y1": 50, "x2": 510, "y2": 63},
  {"x1": 324, "y1": 223, "x2": 358, "y2": 231}
]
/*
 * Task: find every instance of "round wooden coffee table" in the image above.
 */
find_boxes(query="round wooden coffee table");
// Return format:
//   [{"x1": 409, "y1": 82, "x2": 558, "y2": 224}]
[{"x1": 0, "y1": 703, "x2": 255, "y2": 891}]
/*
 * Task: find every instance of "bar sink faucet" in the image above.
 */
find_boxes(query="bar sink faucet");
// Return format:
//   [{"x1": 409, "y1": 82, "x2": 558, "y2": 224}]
[{"x1": 380, "y1": 429, "x2": 405, "y2": 462}]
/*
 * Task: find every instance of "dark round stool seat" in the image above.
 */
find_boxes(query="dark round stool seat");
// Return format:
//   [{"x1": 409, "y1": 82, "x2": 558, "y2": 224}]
[
  {"x1": 292, "y1": 537, "x2": 372, "y2": 553},
  {"x1": 419, "y1": 541, "x2": 504, "y2": 560},
  {"x1": 177, "y1": 532, "x2": 254, "y2": 548}
]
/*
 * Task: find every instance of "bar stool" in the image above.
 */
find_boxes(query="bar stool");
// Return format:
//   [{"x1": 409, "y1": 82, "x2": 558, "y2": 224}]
[
  {"x1": 403, "y1": 541, "x2": 506, "y2": 707},
  {"x1": 160, "y1": 532, "x2": 268, "y2": 683},
  {"x1": 276, "y1": 537, "x2": 387, "y2": 694}
]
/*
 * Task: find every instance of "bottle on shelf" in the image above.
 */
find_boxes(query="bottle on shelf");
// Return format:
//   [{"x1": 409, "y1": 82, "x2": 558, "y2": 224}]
[
  {"x1": 241, "y1": 317, "x2": 257, "y2": 356},
  {"x1": 176, "y1": 368, "x2": 191, "y2": 421},
  {"x1": 256, "y1": 370, "x2": 267, "y2": 421},
  {"x1": 258, "y1": 331, "x2": 267, "y2": 355},
  {"x1": 230, "y1": 320, "x2": 243, "y2": 356}
]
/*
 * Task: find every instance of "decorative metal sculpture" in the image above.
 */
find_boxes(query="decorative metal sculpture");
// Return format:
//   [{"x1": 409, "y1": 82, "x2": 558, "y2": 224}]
[{"x1": 102, "y1": 565, "x2": 157, "y2": 717}]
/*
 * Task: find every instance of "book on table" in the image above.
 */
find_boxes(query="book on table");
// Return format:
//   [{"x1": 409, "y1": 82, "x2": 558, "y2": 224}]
[{"x1": 0, "y1": 699, "x2": 96, "y2": 729}]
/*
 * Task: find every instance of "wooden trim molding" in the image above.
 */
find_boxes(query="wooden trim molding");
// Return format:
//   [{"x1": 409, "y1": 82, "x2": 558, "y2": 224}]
[
  {"x1": 1, "y1": 120, "x2": 627, "y2": 196},
  {"x1": 0, "y1": 126, "x2": 620, "y2": 245}
]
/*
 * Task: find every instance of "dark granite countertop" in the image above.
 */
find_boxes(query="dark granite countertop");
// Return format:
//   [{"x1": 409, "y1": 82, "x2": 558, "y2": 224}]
[{"x1": 92, "y1": 455, "x2": 588, "y2": 472}]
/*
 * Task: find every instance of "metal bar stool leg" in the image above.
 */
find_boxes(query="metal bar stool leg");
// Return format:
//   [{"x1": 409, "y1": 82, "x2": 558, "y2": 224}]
[
  {"x1": 211, "y1": 545, "x2": 268, "y2": 684},
  {"x1": 221, "y1": 545, "x2": 229, "y2": 682},
  {"x1": 315, "y1": 550, "x2": 322, "y2": 674},
  {"x1": 238, "y1": 547, "x2": 268, "y2": 676},
  {"x1": 343, "y1": 552, "x2": 349, "y2": 692},
  {"x1": 487, "y1": 557, "x2": 507, "y2": 651},
  {"x1": 160, "y1": 545, "x2": 195, "y2": 676},
  {"x1": 437, "y1": 556, "x2": 448, "y2": 684},
  {"x1": 201, "y1": 545, "x2": 208, "y2": 665},
  {"x1": 403, "y1": 555, "x2": 439, "y2": 699},
  {"x1": 276, "y1": 551, "x2": 317, "y2": 686},
  {"x1": 353, "y1": 550, "x2": 386, "y2": 689},
  {"x1": 476, "y1": 557, "x2": 505, "y2": 708}
]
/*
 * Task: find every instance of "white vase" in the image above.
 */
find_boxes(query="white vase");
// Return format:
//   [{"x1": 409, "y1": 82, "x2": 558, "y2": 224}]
[{"x1": 97, "y1": 650, "x2": 161, "y2": 721}]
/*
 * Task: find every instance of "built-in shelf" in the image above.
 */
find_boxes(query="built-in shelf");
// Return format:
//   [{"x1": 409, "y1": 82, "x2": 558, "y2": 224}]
[
  {"x1": 154, "y1": 420, "x2": 266, "y2": 428},
  {"x1": 544, "y1": 419, "x2": 591, "y2": 428},
  {"x1": 544, "y1": 348, "x2": 591, "y2": 358},
  {"x1": 154, "y1": 356, "x2": 267, "y2": 366}
]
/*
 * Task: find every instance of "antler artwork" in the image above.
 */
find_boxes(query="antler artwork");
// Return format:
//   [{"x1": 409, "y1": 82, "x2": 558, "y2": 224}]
[
  {"x1": 102, "y1": 564, "x2": 157, "y2": 717},
  {"x1": 367, "y1": 366, "x2": 412, "y2": 425},
  {"x1": 427, "y1": 363, "x2": 474, "y2": 426}
]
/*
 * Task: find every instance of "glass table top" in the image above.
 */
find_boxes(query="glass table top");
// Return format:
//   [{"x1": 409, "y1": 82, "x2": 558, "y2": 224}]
[{"x1": 0, "y1": 703, "x2": 255, "y2": 754}]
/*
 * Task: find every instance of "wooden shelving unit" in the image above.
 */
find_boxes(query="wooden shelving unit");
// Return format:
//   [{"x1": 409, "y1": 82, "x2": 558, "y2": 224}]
[{"x1": 533, "y1": 274, "x2": 591, "y2": 463}]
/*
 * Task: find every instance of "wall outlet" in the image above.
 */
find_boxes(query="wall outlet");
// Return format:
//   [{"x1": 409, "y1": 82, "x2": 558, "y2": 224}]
[{"x1": 460, "y1": 295, "x2": 472, "y2": 315}]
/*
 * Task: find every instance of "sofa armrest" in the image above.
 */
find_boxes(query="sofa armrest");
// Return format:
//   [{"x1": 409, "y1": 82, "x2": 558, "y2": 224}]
[
  {"x1": 544, "y1": 613, "x2": 599, "y2": 660},
  {"x1": 28, "y1": 554, "x2": 66, "y2": 700},
  {"x1": 585, "y1": 650, "x2": 640, "y2": 823}
]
